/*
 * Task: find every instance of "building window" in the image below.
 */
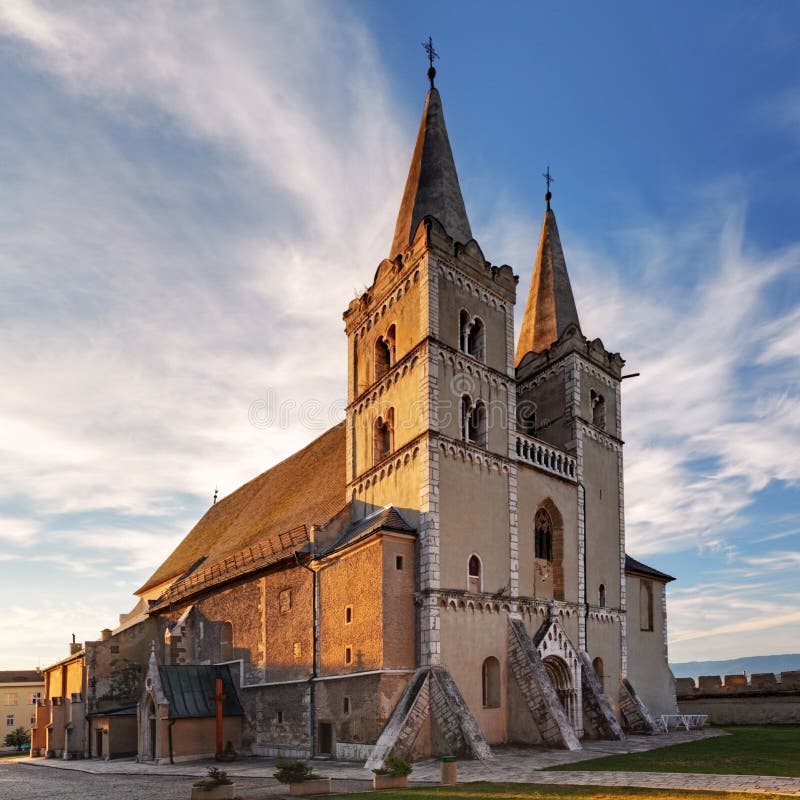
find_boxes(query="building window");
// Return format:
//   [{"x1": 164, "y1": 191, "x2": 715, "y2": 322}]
[
  {"x1": 481, "y1": 657, "x2": 501, "y2": 708},
  {"x1": 599, "y1": 584, "x2": 606, "y2": 608},
  {"x1": 344, "y1": 646, "x2": 353, "y2": 665},
  {"x1": 461, "y1": 396, "x2": 487, "y2": 447},
  {"x1": 276, "y1": 710, "x2": 284, "y2": 724},
  {"x1": 467, "y1": 554, "x2": 482, "y2": 593},
  {"x1": 279, "y1": 589, "x2": 292, "y2": 614},
  {"x1": 591, "y1": 389, "x2": 606, "y2": 429},
  {"x1": 535, "y1": 508, "x2": 553, "y2": 561},
  {"x1": 30, "y1": 692, "x2": 41, "y2": 705},
  {"x1": 460, "y1": 311, "x2": 485, "y2": 361},
  {"x1": 345, "y1": 606, "x2": 353, "y2": 625},
  {"x1": 342, "y1": 697, "x2": 351, "y2": 715},
  {"x1": 374, "y1": 325, "x2": 396, "y2": 381},
  {"x1": 70, "y1": 693, "x2": 82, "y2": 703},
  {"x1": 6, "y1": 715, "x2": 14, "y2": 726},
  {"x1": 220, "y1": 621, "x2": 234, "y2": 662},
  {"x1": 373, "y1": 409, "x2": 394, "y2": 464},
  {"x1": 293, "y1": 642, "x2": 301, "y2": 660},
  {"x1": 30, "y1": 715, "x2": 36, "y2": 725},
  {"x1": 395, "y1": 555, "x2": 404, "y2": 570},
  {"x1": 592, "y1": 657, "x2": 604, "y2": 684},
  {"x1": 640, "y1": 581, "x2": 654, "y2": 631},
  {"x1": 110, "y1": 645, "x2": 120, "y2": 654},
  {"x1": 3, "y1": 694, "x2": 17, "y2": 706}
]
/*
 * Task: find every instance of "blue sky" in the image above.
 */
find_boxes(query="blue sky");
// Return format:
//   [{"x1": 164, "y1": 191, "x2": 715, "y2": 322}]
[{"x1": 1, "y1": 1, "x2": 799, "y2": 669}]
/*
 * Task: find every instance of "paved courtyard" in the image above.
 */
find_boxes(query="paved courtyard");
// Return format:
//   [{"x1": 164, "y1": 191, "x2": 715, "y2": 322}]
[{"x1": 3, "y1": 729, "x2": 800, "y2": 797}]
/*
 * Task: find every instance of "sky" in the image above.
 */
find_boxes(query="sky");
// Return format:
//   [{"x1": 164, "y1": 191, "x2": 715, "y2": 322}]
[{"x1": 1, "y1": 1, "x2": 799, "y2": 670}]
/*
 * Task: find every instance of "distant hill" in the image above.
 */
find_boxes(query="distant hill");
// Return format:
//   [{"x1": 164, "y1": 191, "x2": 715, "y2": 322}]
[{"x1": 670, "y1": 653, "x2": 800, "y2": 679}]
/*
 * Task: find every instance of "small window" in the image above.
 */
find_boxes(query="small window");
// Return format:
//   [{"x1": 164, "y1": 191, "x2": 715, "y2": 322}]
[
  {"x1": 276, "y1": 710, "x2": 284, "y2": 724},
  {"x1": 279, "y1": 589, "x2": 292, "y2": 614},
  {"x1": 344, "y1": 646, "x2": 353, "y2": 665},
  {"x1": 469, "y1": 401, "x2": 487, "y2": 448},
  {"x1": 342, "y1": 696, "x2": 351, "y2": 715},
  {"x1": 345, "y1": 606, "x2": 353, "y2": 625},
  {"x1": 70, "y1": 693, "x2": 82, "y2": 703},
  {"x1": 591, "y1": 389, "x2": 606, "y2": 429},
  {"x1": 30, "y1": 692, "x2": 41, "y2": 705},
  {"x1": 592, "y1": 657, "x2": 604, "y2": 684},
  {"x1": 6, "y1": 715, "x2": 13, "y2": 726},
  {"x1": 293, "y1": 642, "x2": 301, "y2": 660},
  {"x1": 468, "y1": 554, "x2": 482, "y2": 593},
  {"x1": 535, "y1": 508, "x2": 553, "y2": 561},
  {"x1": 640, "y1": 581, "x2": 654, "y2": 631},
  {"x1": 599, "y1": 584, "x2": 606, "y2": 608},
  {"x1": 373, "y1": 409, "x2": 394, "y2": 464},
  {"x1": 3, "y1": 694, "x2": 17, "y2": 706},
  {"x1": 30, "y1": 715, "x2": 36, "y2": 725},
  {"x1": 459, "y1": 309, "x2": 471, "y2": 353},
  {"x1": 220, "y1": 621, "x2": 234, "y2": 662},
  {"x1": 110, "y1": 645, "x2": 120, "y2": 654},
  {"x1": 481, "y1": 657, "x2": 500, "y2": 708},
  {"x1": 395, "y1": 555, "x2": 404, "y2": 570},
  {"x1": 467, "y1": 317, "x2": 485, "y2": 361}
]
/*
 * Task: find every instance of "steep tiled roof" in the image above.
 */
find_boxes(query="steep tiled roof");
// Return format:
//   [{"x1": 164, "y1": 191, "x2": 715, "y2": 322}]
[
  {"x1": 625, "y1": 554, "x2": 676, "y2": 583},
  {"x1": 320, "y1": 506, "x2": 415, "y2": 557},
  {"x1": 138, "y1": 422, "x2": 346, "y2": 594}
]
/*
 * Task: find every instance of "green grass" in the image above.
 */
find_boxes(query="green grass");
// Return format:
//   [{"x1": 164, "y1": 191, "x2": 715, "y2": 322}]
[
  {"x1": 329, "y1": 783, "x2": 793, "y2": 800},
  {"x1": 546, "y1": 725, "x2": 800, "y2": 777}
]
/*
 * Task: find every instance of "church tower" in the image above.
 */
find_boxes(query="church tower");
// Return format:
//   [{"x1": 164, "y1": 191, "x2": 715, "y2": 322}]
[{"x1": 344, "y1": 67, "x2": 517, "y2": 673}]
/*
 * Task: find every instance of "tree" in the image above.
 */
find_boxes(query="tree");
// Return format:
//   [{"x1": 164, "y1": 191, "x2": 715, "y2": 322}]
[{"x1": 4, "y1": 727, "x2": 30, "y2": 751}]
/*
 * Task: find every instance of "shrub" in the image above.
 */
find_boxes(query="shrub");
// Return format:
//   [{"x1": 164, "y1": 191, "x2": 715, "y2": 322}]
[
  {"x1": 372, "y1": 755, "x2": 412, "y2": 777},
  {"x1": 273, "y1": 759, "x2": 318, "y2": 783},
  {"x1": 205, "y1": 767, "x2": 232, "y2": 785}
]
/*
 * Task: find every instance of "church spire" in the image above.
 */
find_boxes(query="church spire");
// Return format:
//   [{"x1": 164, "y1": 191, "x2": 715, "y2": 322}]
[
  {"x1": 515, "y1": 184, "x2": 581, "y2": 366},
  {"x1": 389, "y1": 45, "x2": 472, "y2": 259}
]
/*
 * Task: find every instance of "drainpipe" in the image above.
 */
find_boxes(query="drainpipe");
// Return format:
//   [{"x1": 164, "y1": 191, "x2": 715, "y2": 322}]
[
  {"x1": 577, "y1": 479, "x2": 588, "y2": 652},
  {"x1": 295, "y1": 551, "x2": 317, "y2": 758}
]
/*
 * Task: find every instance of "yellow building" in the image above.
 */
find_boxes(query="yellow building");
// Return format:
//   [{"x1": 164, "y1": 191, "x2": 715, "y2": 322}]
[
  {"x1": 75, "y1": 62, "x2": 679, "y2": 764},
  {"x1": 0, "y1": 670, "x2": 43, "y2": 747}
]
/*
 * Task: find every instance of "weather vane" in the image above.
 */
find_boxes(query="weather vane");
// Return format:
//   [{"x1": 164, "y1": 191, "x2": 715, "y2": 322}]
[
  {"x1": 422, "y1": 36, "x2": 439, "y2": 88},
  {"x1": 543, "y1": 165, "x2": 555, "y2": 209}
]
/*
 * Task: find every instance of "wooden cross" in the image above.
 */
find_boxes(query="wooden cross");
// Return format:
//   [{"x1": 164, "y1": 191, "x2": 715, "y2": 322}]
[{"x1": 210, "y1": 677, "x2": 227, "y2": 756}]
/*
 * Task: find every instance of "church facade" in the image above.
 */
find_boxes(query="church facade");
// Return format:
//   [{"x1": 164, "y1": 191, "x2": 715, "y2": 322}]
[{"x1": 35, "y1": 68, "x2": 678, "y2": 764}]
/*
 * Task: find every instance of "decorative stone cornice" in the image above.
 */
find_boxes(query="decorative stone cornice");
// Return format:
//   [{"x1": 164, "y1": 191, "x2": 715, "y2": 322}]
[
  {"x1": 579, "y1": 422, "x2": 623, "y2": 453},
  {"x1": 518, "y1": 359, "x2": 566, "y2": 394},
  {"x1": 435, "y1": 259, "x2": 516, "y2": 307}
]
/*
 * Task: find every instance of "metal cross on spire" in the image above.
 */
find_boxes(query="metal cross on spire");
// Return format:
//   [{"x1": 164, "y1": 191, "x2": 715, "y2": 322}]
[
  {"x1": 543, "y1": 165, "x2": 555, "y2": 209},
  {"x1": 422, "y1": 36, "x2": 439, "y2": 88}
]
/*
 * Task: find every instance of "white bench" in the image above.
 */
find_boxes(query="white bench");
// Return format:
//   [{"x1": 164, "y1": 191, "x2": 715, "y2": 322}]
[{"x1": 659, "y1": 713, "x2": 708, "y2": 731}]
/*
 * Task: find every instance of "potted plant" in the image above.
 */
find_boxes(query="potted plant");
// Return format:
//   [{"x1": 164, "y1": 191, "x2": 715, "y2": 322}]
[
  {"x1": 372, "y1": 755, "x2": 413, "y2": 789},
  {"x1": 273, "y1": 759, "x2": 331, "y2": 796},
  {"x1": 191, "y1": 766, "x2": 235, "y2": 800}
]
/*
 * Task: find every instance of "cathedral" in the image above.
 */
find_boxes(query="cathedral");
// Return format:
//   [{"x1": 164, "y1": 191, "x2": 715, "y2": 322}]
[{"x1": 32, "y1": 64, "x2": 678, "y2": 764}]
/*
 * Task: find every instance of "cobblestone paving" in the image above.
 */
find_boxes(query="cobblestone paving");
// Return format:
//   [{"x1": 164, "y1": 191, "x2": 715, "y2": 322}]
[{"x1": 9, "y1": 729, "x2": 800, "y2": 796}]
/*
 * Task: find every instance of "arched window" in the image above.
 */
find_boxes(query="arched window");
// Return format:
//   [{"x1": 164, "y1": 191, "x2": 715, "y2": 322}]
[
  {"x1": 599, "y1": 584, "x2": 606, "y2": 608},
  {"x1": 374, "y1": 337, "x2": 391, "y2": 381},
  {"x1": 353, "y1": 335, "x2": 359, "y2": 396},
  {"x1": 535, "y1": 508, "x2": 553, "y2": 561},
  {"x1": 467, "y1": 317, "x2": 485, "y2": 361},
  {"x1": 461, "y1": 394, "x2": 472, "y2": 442},
  {"x1": 592, "y1": 656, "x2": 604, "y2": 684},
  {"x1": 467, "y1": 554, "x2": 482, "y2": 593},
  {"x1": 373, "y1": 409, "x2": 394, "y2": 464},
  {"x1": 591, "y1": 389, "x2": 606, "y2": 429},
  {"x1": 481, "y1": 657, "x2": 500, "y2": 708},
  {"x1": 219, "y1": 621, "x2": 233, "y2": 662},
  {"x1": 459, "y1": 310, "x2": 471, "y2": 353},
  {"x1": 640, "y1": 581, "x2": 653, "y2": 631},
  {"x1": 469, "y1": 401, "x2": 487, "y2": 448}
]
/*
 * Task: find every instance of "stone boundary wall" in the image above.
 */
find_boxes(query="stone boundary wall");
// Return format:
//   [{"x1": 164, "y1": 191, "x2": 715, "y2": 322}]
[{"x1": 677, "y1": 671, "x2": 800, "y2": 725}]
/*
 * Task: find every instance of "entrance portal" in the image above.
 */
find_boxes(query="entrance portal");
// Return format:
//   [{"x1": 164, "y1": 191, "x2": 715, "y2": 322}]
[
  {"x1": 543, "y1": 655, "x2": 578, "y2": 728},
  {"x1": 318, "y1": 722, "x2": 333, "y2": 756}
]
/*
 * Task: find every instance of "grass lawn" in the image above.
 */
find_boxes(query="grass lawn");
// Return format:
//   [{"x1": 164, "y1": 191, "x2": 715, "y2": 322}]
[
  {"x1": 546, "y1": 725, "x2": 800, "y2": 777},
  {"x1": 330, "y1": 783, "x2": 793, "y2": 800}
]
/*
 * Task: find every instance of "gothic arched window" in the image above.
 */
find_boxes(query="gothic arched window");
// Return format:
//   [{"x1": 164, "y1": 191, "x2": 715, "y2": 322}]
[
  {"x1": 373, "y1": 409, "x2": 394, "y2": 465},
  {"x1": 219, "y1": 621, "x2": 233, "y2": 662},
  {"x1": 591, "y1": 389, "x2": 606, "y2": 429},
  {"x1": 374, "y1": 336, "x2": 391, "y2": 381},
  {"x1": 468, "y1": 554, "x2": 482, "y2": 593},
  {"x1": 599, "y1": 584, "x2": 606, "y2": 608},
  {"x1": 481, "y1": 657, "x2": 500, "y2": 708},
  {"x1": 535, "y1": 508, "x2": 553, "y2": 561},
  {"x1": 467, "y1": 317, "x2": 485, "y2": 361},
  {"x1": 640, "y1": 581, "x2": 654, "y2": 631},
  {"x1": 459, "y1": 309, "x2": 471, "y2": 353},
  {"x1": 469, "y1": 401, "x2": 487, "y2": 448},
  {"x1": 461, "y1": 394, "x2": 472, "y2": 442}
]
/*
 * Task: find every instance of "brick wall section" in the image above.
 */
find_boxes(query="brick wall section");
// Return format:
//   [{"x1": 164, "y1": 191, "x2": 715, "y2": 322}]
[
  {"x1": 619, "y1": 677, "x2": 659, "y2": 733},
  {"x1": 507, "y1": 616, "x2": 581, "y2": 750},
  {"x1": 579, "y1": 651, "x2": 624, "y2": 740},
  {"x1": 429, "y1": 666, "x2": 492, "y2": 760}
]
